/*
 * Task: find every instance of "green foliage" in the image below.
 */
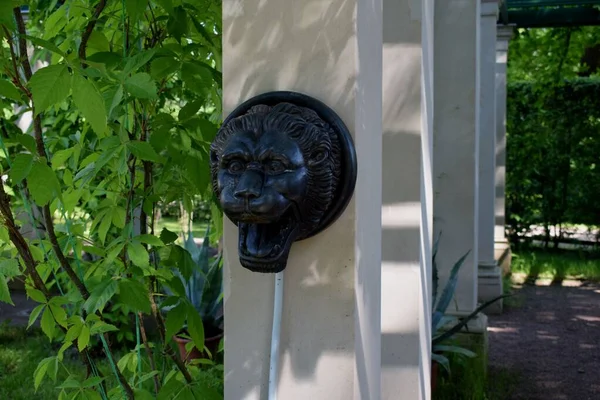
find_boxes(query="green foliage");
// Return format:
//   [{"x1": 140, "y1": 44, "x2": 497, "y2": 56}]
[
  {"x1": 0, "y1": 0, "x2": 224, "y2": 398},
  {"x1": 508, "y1": 27, "x2": 600, "y2": 82},
  {"x1": 162, "y1": 225, "x2": 223, "y2": 354},
  {"x1": 506, "y1": 80, "x2": 600, "y2": 244},
  {"x1": 431, "y1": 235, "x2": 506, "y2": 375}
]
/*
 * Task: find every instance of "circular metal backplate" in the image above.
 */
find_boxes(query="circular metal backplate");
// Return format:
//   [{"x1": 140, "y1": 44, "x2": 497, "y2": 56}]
[{"x1": 222, "y1": 91, "x2": 358, "y2": 240}]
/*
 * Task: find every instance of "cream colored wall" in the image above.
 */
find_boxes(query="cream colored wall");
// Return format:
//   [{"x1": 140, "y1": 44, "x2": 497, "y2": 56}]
[{"x1": 222, "y1": 0, "x2": 382, "y2": 398}]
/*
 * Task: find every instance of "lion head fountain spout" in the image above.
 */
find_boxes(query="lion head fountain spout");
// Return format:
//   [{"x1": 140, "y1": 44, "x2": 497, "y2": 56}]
[{"x1": 210, "y1": 91, "x2": 357, "y2": 273}]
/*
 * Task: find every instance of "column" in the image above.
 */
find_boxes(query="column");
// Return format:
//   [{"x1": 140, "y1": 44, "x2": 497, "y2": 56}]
[
  {"x1": 433, "y1": 0, "x2": 481, "y2": 314},
  {"x1": 494, "y1": 25, "x2": 515, "y2": 275},
  {"x1": 381, "y1": 0, "x2": 434, "y2": 399},
  {"x1": 221, "y1": 1, "x2": 382, "y2": 399},
  {"x1": 477, "y1": 1, "x2": 503, "y2": 314}
]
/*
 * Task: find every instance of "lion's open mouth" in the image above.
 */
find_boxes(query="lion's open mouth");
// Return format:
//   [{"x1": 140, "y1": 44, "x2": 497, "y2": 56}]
[{"x1": 238, "y1": 209, "x2": 299, "y2": 273}]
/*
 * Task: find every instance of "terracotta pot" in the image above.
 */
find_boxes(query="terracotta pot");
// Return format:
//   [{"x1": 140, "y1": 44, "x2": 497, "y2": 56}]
[
  {"x1": 431, "y1": 361, "x2": 439, "y2": 393},
  {"x1": 173, "y1": 331, "x2": 224, "y2": 363}
]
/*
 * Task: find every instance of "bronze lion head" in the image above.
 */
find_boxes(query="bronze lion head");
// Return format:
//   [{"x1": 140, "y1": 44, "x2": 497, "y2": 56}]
[{"x1": 210, "y1": 92, "x2": 357, "y2": 273}]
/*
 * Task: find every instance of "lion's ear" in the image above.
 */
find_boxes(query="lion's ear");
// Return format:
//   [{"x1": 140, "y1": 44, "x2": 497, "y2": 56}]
[{"x1": 308, "y1": 149, "x2": 329, "y2": 167}]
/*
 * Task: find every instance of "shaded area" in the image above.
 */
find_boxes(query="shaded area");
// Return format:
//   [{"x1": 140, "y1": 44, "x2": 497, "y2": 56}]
[{"x1": 488, "y1": 280, "x2": 600, "y2": 400}]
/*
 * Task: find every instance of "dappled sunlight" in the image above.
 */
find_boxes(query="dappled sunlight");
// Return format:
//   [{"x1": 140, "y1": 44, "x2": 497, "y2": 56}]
[
  {"x1": 574, "y1": 315, "x2": 600, "y2": 323},
  {"x1": 487, "y1": 326, "x2": 519, "y2": 334},
  {"x1": 488, "y1": 279, "x2": 600, "y2": 399},
  {"x1": 300, "y1": 260, "x2": 332, "y2": 287}
]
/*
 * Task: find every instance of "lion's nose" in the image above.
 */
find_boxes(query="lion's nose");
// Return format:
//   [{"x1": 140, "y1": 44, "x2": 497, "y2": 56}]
[{"x1": 234, "y1": 170, "x2": 263, "y2": 199}]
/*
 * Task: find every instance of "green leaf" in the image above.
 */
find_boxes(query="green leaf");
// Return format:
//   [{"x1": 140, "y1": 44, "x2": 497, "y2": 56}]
[
  {"x1": 151, "y1": 57, "x2": 180, "y2": 80},
  {"x1": 51, "y1": 148, "x2": 74, "y2": 170},
  {"x1": 181, "y1": 62, "x2": 213, "y2": 93},
  {"x1": 49, "y1": 303, "x2": 68, "y2": 328},
  {"x1": 118, "y1": 279, "x2": 151, "y2": 314},
  {"x1": 9, "y1": 153, "x2": 33, "y2": 183},
  {"x1": 0, "y1": 2, "x2": 16, "y2": 29},
  {"x1": 65, "y1": 321, "x2": 83, "y2": 342},
  {"x1": 0, "y1": 259, "x2": 20, "y2": 278},
  {"x1": 135, "y1": 234, "x2": 164, "y2": 247},
  {"x1": 29, "y1": 64, "x2": 71, "y2": 115},
  {"x1": 43, "y1": 4, "x2": 67, "y2": 39},
  {"x1": 165, "y1": 302, "x2": 187, "y2": 339},
  {"x1": 126, "y1": 0, "x2": 147, "y2": 23},
  {"x1": 111, "y1": 207, "x2": 126, "y2": 228},
  {"x1": 27, "y1": 287, "x2": 47, "y2": 303},
  {"x1": 57, "y1": 377, "x2": 82, "y2": 389},
  {"x1": 72, "y1": 73, "x2": 107, "y2": 135},
  {"x1": 97, "y1": 212, "x2": 112, "y2": 245},
  {"x1": 167, "y1": 6, "x2": 189, "y2": 42},
  {"x1": 86, "y1": 31, "x2": 110, "y2": 54},
  {"x1": 127, "y1": 241, "x2": 149, "y2": 268},
  {"x1": 0, "y1": 276, "x2": 13, "y2": 305},
  {"x1": 158, "y1": 376, "x2": 187, "y2": 400},
  {"x1": 81, "y1": 376, "x2": 104, "y2": 388},
  {"x1": 78, "y1": 324, "x2": 90, "y2": 352},
  {"x1": 41, "y1": 306, "x2": 56, "y2": 340},
  {"x1": 184, "y1": 155, "x2": 210, "y2": 192},
  {"x1": 28, "y1": 304, "x2": 45, "y2": 328},
  {"x1": 83, "y1": 279, "x2": 117, "y2": 314},
  {"x1": 189, "y1": 13, "x2": 215, "y2": 47},
  {"x1": 90, "y1": 321, "x2": 119, "y2": 335},
  {"x1": 160, "y1": 228, "x2": 179, "y2": 245},
  {"x1": 0, "y1": 80, "x2": 22, "y2": 102},
  {"x1": 186, "y1": 303, "x2": 204, "y2": 352},
  {"x1": 14, "y1": 134, "x2": 37, "y2": 154},
  {"x1": 127, "y1": 141, "x2": 165, "y2": 162},
  {"x1": 23, "y1": 35, "x2": 66, "y2": 57},
  {"x1": 178, "y1": 100, "x2": 202, "y2": 122},
  {"x1": 124, "y1": 73, "x2": 157, "y2": 99},
  {"x1": 28, "y1": 161, "x2": 61, "y2": 206},
  {"x1": 108, "y1": 85, "x2": 123, "y2": 118},
  {"x1": 33, "y1": 357, "x2": 56, "y2": 391},
  {"x1": 123, "y1": 50, "x2": 157, "y2": 76}
]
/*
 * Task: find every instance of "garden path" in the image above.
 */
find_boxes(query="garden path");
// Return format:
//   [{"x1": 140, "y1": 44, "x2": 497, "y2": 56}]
[{"x1": 487, "y1": 278, "x2": 600, "y2": 400}]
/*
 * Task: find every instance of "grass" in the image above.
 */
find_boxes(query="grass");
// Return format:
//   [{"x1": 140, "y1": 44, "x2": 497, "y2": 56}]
[
  {"x1": 434, "y1": 354, "x2": 520, "y2": 400},
  {"x1": 0, "y1": 322, "x2": 223, "y2": 399},
  {"x1": 155, "y1": 216, "x2": 208, "y2": 240},
  {"x1": 0, "y1": 323, "x2": 109, "y2": 400},
  {"x1": 511, "y1": 246, "x2": 600, "y2": 282}
]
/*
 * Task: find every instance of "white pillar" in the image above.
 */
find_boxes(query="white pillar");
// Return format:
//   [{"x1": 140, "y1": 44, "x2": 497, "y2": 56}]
[
  {"x1": 495, "y1": 25, "x2": 514, "y2": 241},
  {"x1": 477, "y1": 1, "x2": 503, "y2": 313},
  {"x1": 222, "y1": 1, "x2": 382, "y2": 399},
  {"x1": 433, "y1": 0, "x2": 481, "y2": 313},
  {"x1": 478, "y1": 1, "x2": 499, "y2": 268},
  {"x1": 381, "y1": 0, "x2": 434, "y2": 398},
  {"x1": 494, "y1": 25, "x2": 515, "y2": 273}
]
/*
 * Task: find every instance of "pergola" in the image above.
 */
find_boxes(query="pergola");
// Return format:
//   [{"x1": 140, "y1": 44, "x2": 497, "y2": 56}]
[
  {"x1": 218, "y1": 1, "x2": 600, "y2": 399},
  {"x1": 500, "y1": 0, "x2": 600, "y2": 27}
]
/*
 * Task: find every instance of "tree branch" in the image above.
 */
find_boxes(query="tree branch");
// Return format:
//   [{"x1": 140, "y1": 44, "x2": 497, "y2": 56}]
[
  {"x1": 13, "y1": 8, "x2": 32, "y2": 80},
  {"x1": 12, "y1": 9, "x2": 90, "y2": 298},
  {"x1": 0, "y1": 184, "x2": 49, "y2": 297},
  {"x1": 79, "y1": 0, "x2": 107, "y2": 66}
]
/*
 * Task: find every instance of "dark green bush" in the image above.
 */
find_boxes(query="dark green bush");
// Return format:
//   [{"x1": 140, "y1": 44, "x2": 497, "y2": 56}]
[{"x1": 506, "y1": 79, "x2": 600, "y2": 245}]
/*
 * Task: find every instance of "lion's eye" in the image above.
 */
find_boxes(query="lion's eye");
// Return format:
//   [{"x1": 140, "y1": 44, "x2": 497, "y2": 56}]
[
  {"x1": 228, "y1": 160, "x2": 245, "y2": 174},
  {"x1": 266, "y1": 160, "x2": 286, "y2": 174}
]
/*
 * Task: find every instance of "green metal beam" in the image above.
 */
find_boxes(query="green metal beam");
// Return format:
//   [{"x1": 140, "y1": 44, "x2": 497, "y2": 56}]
[
  {"x1": 501, "y1": 7, "x2": 600, "y2": 27},
  {"x1": 507, "y1": 0, "x2": 600, "y2": 7}
]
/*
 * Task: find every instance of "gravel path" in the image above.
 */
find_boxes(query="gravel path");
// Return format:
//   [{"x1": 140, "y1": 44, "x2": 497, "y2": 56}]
[{"x1": 487, "y1": 279, "x2": 600, "y2": 400}]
